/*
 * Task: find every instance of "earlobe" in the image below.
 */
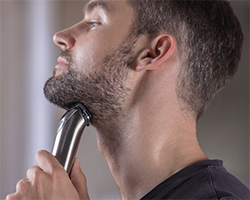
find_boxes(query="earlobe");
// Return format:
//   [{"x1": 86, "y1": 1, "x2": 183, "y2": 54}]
[{"x1": 135, "y1": 34, "x2": 177, "y2": 72}]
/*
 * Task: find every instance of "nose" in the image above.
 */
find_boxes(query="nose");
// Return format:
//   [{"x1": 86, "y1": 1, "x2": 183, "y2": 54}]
[{"x1": 53, "y1": 28, "x2": 76, "y2": 51}]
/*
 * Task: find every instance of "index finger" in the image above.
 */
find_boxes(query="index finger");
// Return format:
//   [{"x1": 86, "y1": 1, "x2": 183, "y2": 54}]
[{"x1": 35, "y1": 150, "x2": 65, "y2": 175}]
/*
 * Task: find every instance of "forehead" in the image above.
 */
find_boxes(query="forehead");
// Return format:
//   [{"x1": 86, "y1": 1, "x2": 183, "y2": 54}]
[
  {"x1": 85, "y1": 0, "x2": 112, "y2": 14},
  {"x1": 85, "y1": 0, "x2": 131, "y2": 16}
]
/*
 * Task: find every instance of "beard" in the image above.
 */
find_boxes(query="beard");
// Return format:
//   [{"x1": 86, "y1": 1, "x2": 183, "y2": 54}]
[{"x1": 43, "y1": 38, "x2": 135, "y2": 126}]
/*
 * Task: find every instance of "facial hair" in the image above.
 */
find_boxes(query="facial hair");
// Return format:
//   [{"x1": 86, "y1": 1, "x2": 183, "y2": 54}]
[{"x1": 43, "y1": 39, "x2": 135, "y2": 126}]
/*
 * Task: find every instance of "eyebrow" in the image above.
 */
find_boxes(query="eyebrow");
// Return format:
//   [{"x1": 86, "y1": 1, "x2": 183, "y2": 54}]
[{"x1": 84, "y1": 1, "x2": 112, "y2": 15}]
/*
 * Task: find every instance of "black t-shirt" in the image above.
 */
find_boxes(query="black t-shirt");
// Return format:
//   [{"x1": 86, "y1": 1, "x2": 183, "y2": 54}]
[{"x1": 141, "y1": 160, "x2": 250, "y2": 199}]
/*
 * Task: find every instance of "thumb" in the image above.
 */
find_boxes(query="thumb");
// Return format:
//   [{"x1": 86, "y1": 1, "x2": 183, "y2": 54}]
[{"x1": 70, "y1": 158, "x2": 90, "y2": 200}]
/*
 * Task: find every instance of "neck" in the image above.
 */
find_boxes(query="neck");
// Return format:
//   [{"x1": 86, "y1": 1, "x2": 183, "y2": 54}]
[
  {"x1": 94, "y1": 102, "x2": 207, "y2": 200},
  {"x1": 94, "y1": 69, "x2": 207, "y2": 200}
]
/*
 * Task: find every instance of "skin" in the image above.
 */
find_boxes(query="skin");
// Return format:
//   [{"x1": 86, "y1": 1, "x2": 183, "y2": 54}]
[{"x1": 6, "y1": 0, "x2": 208, "y2": 199}]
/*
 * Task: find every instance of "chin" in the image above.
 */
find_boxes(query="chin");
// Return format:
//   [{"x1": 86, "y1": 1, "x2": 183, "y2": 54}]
[{"x1": 53, "y1": 67, "x2": 69, "y2": 77}]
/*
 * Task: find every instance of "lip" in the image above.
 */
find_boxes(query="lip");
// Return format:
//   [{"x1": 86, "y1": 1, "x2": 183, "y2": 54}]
[
  {"x1": 54, "y1": 57, "x2": 70, "y2": 76},
  {"x1": 57, "y1": 57, "x2": 69, "y2": 65}
]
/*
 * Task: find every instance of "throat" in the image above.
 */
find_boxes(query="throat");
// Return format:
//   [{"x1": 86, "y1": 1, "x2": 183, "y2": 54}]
[
  {"x1": 94, "y1": 116, "x2": 130, "y2": 167},
  {"x1": 92, "y1": 106, "x2": 205, "y2": 200},
  {"x1": 95, "y1": 129, "x2": 207, "y2": 200}
]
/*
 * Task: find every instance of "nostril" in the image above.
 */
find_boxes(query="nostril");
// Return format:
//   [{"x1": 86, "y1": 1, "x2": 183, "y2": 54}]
[
  {"x1": 53, "y1": 31, "x2": 76, "y2": 50},
  {"x1": 58, "y1": 41, "x2": 67, "y2": 47},
  {"x1": 58, "y1": 42, "x2": 68, "y2": 51}
]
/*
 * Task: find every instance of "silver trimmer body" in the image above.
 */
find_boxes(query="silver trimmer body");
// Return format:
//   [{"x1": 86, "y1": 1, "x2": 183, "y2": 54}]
[{"x1": 51, "y1": 103, "x2": 91, "y2": 175}]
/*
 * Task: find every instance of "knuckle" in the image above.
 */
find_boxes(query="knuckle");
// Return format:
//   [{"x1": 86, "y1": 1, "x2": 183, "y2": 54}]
[
  {"x1": 27, "y1": 166, "x2": 47, "y2": 185},
  {"x1": 16, "y1": 179, "x2": 30, "y2": 193},
  {"x1": 6, "y1": 193, "x2": 16, "y2": 200},
  {"x1": 35, "y1": 150, "x2": 47, "y2": 159},
  {"x1": 33, "y1": 169, "x2": 43, "y2": 181}
]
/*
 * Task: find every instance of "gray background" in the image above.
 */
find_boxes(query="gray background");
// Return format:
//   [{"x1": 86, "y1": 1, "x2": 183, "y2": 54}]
[{"x1": 0, "y1": 1, "x2": 249, "y2": 199}]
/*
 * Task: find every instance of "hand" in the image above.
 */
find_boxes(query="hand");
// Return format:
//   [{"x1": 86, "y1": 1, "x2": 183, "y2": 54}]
[{"x1": 6, "y1": 150, "x2": 90, "y2": 200}]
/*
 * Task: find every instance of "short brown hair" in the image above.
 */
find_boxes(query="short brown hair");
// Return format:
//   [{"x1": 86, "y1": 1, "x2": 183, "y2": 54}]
[{"x1": 128, "y1": 0, "x2": 243, "y2": 120}]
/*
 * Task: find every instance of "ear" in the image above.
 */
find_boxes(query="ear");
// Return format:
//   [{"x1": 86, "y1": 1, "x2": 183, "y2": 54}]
[{"x1": 136, "y1": 34, "x2": 177, "y2": 72}]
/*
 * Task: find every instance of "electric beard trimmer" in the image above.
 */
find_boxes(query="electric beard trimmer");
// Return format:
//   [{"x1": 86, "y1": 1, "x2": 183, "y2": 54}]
[{"x1": 51, "y1": 103, "x2": 91, "y2": 175}]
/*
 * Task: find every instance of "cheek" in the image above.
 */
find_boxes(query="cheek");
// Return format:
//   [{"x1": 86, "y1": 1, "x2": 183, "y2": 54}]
[{"x1": 72, "y1": 39, "x2": 109, "y2": 72}]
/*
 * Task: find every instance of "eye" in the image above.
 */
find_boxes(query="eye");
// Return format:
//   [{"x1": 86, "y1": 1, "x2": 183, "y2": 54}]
[{"x1": 88, "y1": 21, "x2": 101, "y2": 28}]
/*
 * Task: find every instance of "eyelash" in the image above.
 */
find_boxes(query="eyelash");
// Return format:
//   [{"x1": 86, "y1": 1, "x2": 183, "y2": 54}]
[{"x1": 88, "y1": 21, "x2": 101, "y2": 28}]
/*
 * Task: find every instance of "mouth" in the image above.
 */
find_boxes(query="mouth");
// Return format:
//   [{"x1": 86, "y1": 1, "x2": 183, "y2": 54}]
[
  {"x1": 54, "y1": 57, "x2": 70, "y2": 76},
  {"x1": 57, "y1": 57, "x2": 70, "y2": 65}
]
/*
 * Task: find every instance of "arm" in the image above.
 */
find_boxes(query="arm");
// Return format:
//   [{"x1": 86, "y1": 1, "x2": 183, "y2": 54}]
[{"x1": 6, "y1": 150, "x2": 90, "y2": 200}]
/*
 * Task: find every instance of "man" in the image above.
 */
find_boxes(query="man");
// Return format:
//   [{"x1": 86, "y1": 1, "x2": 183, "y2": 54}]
[{"x1": 6, "y1": 0, "x2": 249, "y2": 199}]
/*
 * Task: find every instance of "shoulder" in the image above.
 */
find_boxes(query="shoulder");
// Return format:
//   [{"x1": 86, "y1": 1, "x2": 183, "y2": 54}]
[
  {"x1": 208, "y1": 163, "x2": 250, "y2": 199},
  {"x1": 141, "y1": 160, "x2": 250, "y2": 200}
]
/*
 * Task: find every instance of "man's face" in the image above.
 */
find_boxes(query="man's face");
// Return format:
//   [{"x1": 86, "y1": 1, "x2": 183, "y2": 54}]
[{"x1": 44, "y1": 0, "x2": 135, "y2": 125}]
